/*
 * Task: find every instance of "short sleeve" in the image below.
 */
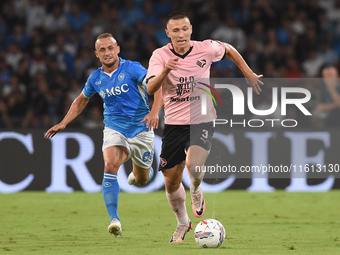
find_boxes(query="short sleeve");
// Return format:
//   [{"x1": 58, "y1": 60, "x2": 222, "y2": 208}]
[
  {"x1": 82, "y1": 77, "x2": 96, "y2": 98},
  {"x1": 129, "y1": 61, "x2": 147, "y2": 84},
  {"x1": 146, "y1": 50, "x2": 165, "y2": 80},
  {"x1": 208, "y1": 40, "x2": 226, "y2": 62}
]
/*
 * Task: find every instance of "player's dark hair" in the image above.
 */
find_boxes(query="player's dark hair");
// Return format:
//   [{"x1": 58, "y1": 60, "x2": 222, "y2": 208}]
[{"x1": 167, "y1": 12, "x2": 190, "y2": 24}]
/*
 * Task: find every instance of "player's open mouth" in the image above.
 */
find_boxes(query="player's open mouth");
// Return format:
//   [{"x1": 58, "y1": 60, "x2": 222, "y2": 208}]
[
  {"x1": 178, "y1": 40, "x2": 186, "y2": 44},
  {"x1": 105, "y1": 57, "x2": 112, "y2": 61}
]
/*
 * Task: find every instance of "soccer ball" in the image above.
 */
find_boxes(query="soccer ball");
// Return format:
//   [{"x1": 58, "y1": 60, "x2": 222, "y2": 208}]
[{"x1": 194, "y1": 219, "x2": 226, "y2": 248}]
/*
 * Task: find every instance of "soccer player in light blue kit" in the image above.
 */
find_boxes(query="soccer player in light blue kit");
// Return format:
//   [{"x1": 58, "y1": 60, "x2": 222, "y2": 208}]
[{"x1": 45, "y1": 33, "x2": 162, "y2": 237}]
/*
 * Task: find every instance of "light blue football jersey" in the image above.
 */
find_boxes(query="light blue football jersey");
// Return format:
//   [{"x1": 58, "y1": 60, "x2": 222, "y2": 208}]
[{"x1": 83, "y1": 58, "x2": 150, "y2": 138}]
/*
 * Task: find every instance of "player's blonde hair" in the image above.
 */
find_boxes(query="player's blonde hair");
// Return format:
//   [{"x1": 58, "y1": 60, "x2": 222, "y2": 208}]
[
  {"x1": 96, "y1": 33, "x2": 114, "y2": 40},
  {"x1": 95, "y1": 33, "x2": 118, "y2": 50}
]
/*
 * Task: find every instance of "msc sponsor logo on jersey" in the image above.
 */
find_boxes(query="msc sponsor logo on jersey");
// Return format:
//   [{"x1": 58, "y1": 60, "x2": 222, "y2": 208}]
[{"x1": 99, "y1": 84, "x2": 129, "y2": 99}]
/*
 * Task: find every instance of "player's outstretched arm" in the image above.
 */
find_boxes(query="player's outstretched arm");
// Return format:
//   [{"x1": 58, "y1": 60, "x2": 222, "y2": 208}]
[
  {"x1": 224, "y1": 43, "x2": 264, "y2": 95},
  {"x1": 44, "y1": 93, "x2": 90, "y2": 138},
  {"x1": 141, "y1": 89, "x2": 163, "y2": 130},
  {"x1": 147, "y1": 57, "x2": 180, "y2": 95}
]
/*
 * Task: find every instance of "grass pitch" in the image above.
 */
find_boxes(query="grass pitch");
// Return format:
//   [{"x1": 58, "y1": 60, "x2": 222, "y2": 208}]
[{"x1": 1, "y1": 191, "x2": 340, "y2": 255}]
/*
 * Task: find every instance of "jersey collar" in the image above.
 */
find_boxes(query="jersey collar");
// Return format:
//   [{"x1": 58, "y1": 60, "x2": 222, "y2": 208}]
[{"x1": 170, "y1": 43, "x2": 193, "y2": 59}]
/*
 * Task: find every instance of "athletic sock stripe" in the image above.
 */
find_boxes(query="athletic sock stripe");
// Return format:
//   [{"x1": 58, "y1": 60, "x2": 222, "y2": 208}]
[
  {"x1": 104, "y1": 177, "x2": 117, "y2": 180},
  {"x1": 104, "y1": 173, "x2": 117, "y2": 179},
  {"x1": 104, "y1": 176, "x2": 117, "y2": 179},
  {"x1": 104, "y1": 174, "x2": 117, "y2": 177},
  {"x1": 104, "y1": 173, "x2": 117, "y2": 177}
]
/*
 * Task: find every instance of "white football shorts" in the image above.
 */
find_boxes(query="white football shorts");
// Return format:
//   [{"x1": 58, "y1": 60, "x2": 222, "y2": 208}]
[{"x1": 102, "y1": 127, "x2": 154, "y2": 169}]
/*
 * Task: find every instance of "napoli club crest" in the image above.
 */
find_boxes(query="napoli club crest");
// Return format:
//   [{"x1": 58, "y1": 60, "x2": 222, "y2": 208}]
[{"x1": 118, "y1": 73, "x2": 125, "y2": 81}]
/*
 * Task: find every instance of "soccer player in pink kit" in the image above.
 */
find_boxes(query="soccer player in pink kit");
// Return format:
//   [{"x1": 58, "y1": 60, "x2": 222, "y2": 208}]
[{"x1": 146, "y1": 12, "x2": 263, "y2": 242}]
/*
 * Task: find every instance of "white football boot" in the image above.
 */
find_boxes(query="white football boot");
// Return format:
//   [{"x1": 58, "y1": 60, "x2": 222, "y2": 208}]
[{"x1": 108, "y1": 218, "x2": 122, "y2": 237}]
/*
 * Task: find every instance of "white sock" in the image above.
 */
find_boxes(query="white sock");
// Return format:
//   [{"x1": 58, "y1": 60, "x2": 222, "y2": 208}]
[{"x1": 178, "y1": 215, "x2": 189, "y2": 225}]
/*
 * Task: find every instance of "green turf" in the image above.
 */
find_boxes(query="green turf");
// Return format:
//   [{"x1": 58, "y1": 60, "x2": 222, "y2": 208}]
[{"x1": 1, "y1": 191, "x2": 340, "y2": 255}]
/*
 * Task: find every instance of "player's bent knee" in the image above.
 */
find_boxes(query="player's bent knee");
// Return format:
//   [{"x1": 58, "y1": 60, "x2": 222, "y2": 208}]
[
  {"x1": 187, "y1": 164, "x2": 198, "y2": 174},
  {"x1": 189, "y1": 167, "x2": 205, "y2": 179},
  {"x1": 164, "y1": 179, "x2": 181, "y2": 193},
  {"x1": 135, "y1": 176, "x2": 148, "y2": 186},
  {"x1": 104, "y1": 161, "x2": 121, "y2": 174}
]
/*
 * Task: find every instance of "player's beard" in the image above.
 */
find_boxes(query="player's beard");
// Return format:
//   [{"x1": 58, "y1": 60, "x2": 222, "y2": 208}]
[{"x1": 103, "y1": 59, "x2": 117, "y2": 68}]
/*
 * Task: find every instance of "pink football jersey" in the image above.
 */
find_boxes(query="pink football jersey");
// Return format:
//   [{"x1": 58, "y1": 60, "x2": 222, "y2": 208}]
[{"x1": 147, "y1": 40, "x2": 225, "y2": 125}]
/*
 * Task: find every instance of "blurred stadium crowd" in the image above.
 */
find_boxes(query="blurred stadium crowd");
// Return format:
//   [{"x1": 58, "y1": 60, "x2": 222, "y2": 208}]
[{"x1": 1, "y1": 0, "x2": 340, "y2": 128}]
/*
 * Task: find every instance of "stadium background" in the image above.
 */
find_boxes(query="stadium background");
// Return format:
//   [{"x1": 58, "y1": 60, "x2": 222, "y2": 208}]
[{"x1": 1, "y1": 0, "x2": 340, "y2": 192}]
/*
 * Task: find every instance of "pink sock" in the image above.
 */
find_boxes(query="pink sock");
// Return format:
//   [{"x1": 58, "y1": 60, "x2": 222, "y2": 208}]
[{"x1": 166, "y1": 183, "x2": 188, "y2": 225}]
